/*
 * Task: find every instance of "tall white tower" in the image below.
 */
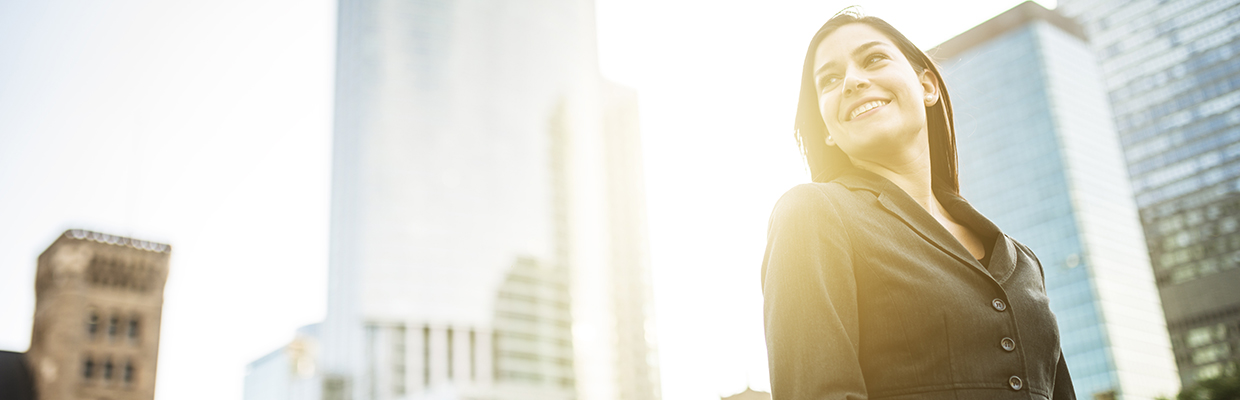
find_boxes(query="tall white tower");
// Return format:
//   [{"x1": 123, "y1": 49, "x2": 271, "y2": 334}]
[{"x1": 315, "y1": 0, "x2": 661, "y2": 399}]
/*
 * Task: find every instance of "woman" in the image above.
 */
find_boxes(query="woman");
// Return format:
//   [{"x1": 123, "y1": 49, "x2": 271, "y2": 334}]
[{"x1": 761, "y1": 11, "x2": 1076, "y2": 400}]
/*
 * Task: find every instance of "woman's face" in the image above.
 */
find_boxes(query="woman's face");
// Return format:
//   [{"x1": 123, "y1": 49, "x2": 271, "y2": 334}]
[{"x1": 811, "y1": 23, "x2": 938, "y2": 165}]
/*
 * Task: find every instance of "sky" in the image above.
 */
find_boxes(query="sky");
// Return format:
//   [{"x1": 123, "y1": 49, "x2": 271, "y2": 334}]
[{"x1": 0, "y1": 0, "x2": 1053, "y2": 399}]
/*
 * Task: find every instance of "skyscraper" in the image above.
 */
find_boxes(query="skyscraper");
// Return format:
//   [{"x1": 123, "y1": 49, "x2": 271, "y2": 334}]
[
  {"x1": 243, "y1": 1, "x2": 660, "y2": 399},
  {"x1": 599, "y1": 83, "x2": 662, "y2": 400},
  {"x1": 1056, "y1": 0, "x2": 1240, "y2": 386},
  {"x1": 934, "y1": 3, "x2": 1180, "y2": 398}
]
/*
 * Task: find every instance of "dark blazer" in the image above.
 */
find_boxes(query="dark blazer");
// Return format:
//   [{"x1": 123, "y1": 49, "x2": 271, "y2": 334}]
[{"x1": 762, "y1": 168, "x2": 1075, "y2": 400}]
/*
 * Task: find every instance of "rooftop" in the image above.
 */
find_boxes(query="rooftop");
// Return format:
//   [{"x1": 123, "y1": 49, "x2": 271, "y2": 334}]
[
  {"x1": 63, "y1": 229, "x2": 171, "y2": 254},
  {"x1": 930, "y1": 1, "x2": 1086, "y2": 61}
]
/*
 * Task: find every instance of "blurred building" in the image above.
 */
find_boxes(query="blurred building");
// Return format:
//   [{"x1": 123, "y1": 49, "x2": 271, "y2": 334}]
[
  {"x1": 24, "y1": 230, "x2": 171, "y2": 400},
  {"x1": 719, "y1": 387, "x2": 770, "y2": 400},
  {"x1": 1055, "y1": 0, "x2": 1240, "y2": 386},
  {"x1": 246, "y1": 324, "x2": 323, "y2": 400},
  {"x1": 934, "y1": 2, "x2": 1180, "y2": 399},
  {"x1": 244, "y1": 0, "x2": 661, "y2": 399},
  {"x1": 600, "y1": 82, "x2": 662, "y2": 400}
]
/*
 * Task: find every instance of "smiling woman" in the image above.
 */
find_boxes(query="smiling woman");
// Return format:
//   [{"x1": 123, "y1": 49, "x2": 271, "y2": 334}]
[{"x1": 761, "y1": 9, "x2": 1077, "y2": 400}]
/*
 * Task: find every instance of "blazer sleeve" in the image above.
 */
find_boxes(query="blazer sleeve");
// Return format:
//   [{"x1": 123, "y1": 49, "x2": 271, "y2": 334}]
[{"x1": 762, "y1": 184, "x2": 866, "y2": 400}]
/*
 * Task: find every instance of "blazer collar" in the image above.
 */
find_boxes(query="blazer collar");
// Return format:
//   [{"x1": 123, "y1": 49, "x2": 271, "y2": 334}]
[{"x1": 834, "y1": 168, "x2": 1017, "y2": 284}]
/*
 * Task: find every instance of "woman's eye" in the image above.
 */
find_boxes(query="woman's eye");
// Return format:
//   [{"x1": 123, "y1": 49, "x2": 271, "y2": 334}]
[
  {"x1": 866, "y1": 54, "x2": 888, "y2": 66},
  {"x1": 822, "y1": 76, "x2": 841, "y2": 87}
]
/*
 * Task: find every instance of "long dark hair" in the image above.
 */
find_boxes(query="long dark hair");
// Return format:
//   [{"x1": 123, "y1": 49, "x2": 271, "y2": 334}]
[{"x1": 794, "y1": 10, "x2": 959, "y2": 194}]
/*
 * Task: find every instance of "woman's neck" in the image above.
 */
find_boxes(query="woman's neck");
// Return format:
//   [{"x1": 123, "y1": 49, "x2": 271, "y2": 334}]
[{"x1": 851, "y1": 144, "x2": 944, "y2": 217}]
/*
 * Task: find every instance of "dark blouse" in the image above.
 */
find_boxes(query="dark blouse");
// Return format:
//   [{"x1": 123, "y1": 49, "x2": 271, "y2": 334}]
[
  {"x1": 977, "y1": 236, "x2": 995, "y2": 269},
  {"x1": 762, "y1": 168, "x2": 1075, "y2": 400}
]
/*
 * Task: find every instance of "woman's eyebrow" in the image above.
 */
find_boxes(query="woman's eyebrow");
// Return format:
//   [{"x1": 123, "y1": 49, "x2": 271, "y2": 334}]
[
  {"x1": 851, "y1": 41, "x2": 886, "y2": 58},
  {"x1": 815, "y1": 41, "x2": 887, "y2": 75}
]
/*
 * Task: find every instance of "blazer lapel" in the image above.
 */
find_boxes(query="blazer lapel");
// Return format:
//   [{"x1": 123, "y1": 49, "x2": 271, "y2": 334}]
[
  {"x1": 986, "y1": 234, "x2": 1018, "y2": 284},
  {"x1": 835, "y1": 170, "x2": 995, "y2": 281},
  {"x1": 940, "y1": 191, "x2": 1019, "y2": 284}
]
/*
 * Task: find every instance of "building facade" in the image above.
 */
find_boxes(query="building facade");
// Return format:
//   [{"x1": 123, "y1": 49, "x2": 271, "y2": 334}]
[
  {"x1": 245, "y1": 324, "x2": 322, "y2": 400},
  {"x1": 242, "y1": 0, "x2": 661, "y2": 399},
  {"x1": 600, "y1": 83, "x2": 662, "y2": 400},
  {"x1": 1055, "y1": 0, "x2": 1240, "y2": 386},
  {"x1": 934, "y1": 3, "x2": 1180, "y2": 399},
  {"x1": 25, "y1": 230, "x2": 170, "y2": 400}
]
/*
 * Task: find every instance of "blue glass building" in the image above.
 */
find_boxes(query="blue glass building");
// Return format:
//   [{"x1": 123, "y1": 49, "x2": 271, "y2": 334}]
[
  {"x1": 934, "y1": 3, "x2": 1181, "y2": 399},
  {"x1": 1058, "y1": 0, "x2": 1240, "y2": 386}
]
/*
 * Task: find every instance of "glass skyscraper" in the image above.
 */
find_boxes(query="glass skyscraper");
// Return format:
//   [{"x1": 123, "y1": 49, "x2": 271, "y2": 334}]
[
  {"x1": 934, "y1": 3, "x2": 1180, "y2": 399},
  {"x1": 245, "y1": 1, "x2": 662, "y2": 400},
  {"x1": 1057, "y1": 0, "x2": 1240, "y2": 386}
]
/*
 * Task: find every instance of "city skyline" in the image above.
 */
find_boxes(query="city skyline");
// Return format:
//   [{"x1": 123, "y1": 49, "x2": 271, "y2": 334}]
[{"x1": 0, "y1": 1, "x2": 1078, "y2": 399}]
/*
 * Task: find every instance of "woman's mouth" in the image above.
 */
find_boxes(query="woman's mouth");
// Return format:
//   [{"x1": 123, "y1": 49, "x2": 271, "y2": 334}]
[{"x1": 848, "y1": 100, "x2": 889, "y2": 121}]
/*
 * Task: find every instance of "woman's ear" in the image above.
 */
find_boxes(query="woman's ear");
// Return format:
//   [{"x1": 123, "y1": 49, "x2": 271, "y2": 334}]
[{"x1": 920, "y1": 69, "x2": 939, "y2": 107}]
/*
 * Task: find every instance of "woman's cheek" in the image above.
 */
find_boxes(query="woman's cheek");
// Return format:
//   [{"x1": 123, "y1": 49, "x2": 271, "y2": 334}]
[
  {"x1": 818, "y1": 98, "x2": 838, "y2": 127},
  {"x1": 818, "y1": 106, "x2": 832, "y2": 129}
]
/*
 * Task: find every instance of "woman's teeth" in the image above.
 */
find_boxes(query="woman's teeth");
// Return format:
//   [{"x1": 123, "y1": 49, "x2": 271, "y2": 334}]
[{"x1": 849, "y1": 100, "x2": 888, "y2": 120}]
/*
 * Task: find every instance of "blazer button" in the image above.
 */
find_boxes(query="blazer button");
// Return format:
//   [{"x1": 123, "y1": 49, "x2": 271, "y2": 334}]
[
  {"x1": 1009, "y1": 375, "x2": 1023, "y2": 391},
  {"x1": 992, "y1": 298, "x2": 1007, "y2": 312},
  {"x1": 1001, "y1": 337, "x2": 1016, "y2": 351}
]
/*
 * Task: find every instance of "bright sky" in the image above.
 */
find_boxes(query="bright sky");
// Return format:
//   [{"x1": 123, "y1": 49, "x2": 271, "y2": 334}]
[{"x1": 0, "y1": 1, "x2": 1052, "y2": 399}]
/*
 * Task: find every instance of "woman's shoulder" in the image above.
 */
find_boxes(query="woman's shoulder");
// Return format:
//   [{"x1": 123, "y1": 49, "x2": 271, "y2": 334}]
[
  {"x1": 773, "y1": 183, "x2": 837, "y2": 212},
  {"x1": 765, "y1": 183, "x2": 859, "y2": 253},
  {"x1": 1007, "y1": 235, "x2": 1044, "y2": 268},
  {"x1": 769, "y1": 182, "x2": 869, "y2": 228},
  {"x1": 773, "y1": 181, "x2": 866, "y2": 214}
]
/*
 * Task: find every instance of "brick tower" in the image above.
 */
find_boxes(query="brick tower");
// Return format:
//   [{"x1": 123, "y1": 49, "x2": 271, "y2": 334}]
[{"x1": 25, "y1": 230, "x2": 170, "y2": 400}]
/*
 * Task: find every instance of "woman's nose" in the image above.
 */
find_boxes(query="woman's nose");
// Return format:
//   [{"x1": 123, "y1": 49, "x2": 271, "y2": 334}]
[{"x1": 843, "y1": 74, "x2": 869, "y2": 96}]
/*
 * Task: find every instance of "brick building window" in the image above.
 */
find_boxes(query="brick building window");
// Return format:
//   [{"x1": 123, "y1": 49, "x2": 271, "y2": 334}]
[
  {"x1": 87, "y1": 311, "x2": 99, "y2": 337},
  {"x1": 123, "y1": 361, "x2": 135, "y2": 384},
  {"x1": 128, "y1": 317, "x2": 140, "y2": 343},
  {"x1": 83, "y1": 357, "x2": 95, "y2": 379}
]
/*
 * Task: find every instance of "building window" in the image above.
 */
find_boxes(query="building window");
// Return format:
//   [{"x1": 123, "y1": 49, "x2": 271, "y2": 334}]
[
  {"x1": 447, "y1": 328, "x2": 454, "y2": 380},
  {"x1": 103, "y1": 359, "x2": 114, "y2": 381},
  {"x1": 1187, "y1": 323, "x2": 1227, "y2": 347},
  {"x1": 493, "y1": 330, "x2": 500, "y2": 381},
  {"x1": 365, "y1": 325, "x2": 377, "y2": 400},
  {"x1": 423, "y1": 326, "x2": 430, "y2": 386},
  {"x1": 128, "y1": 317, "x2": 140, "y2": 343},
  {"x1": 393, "y1": 326, "x2": 406, "y2": 395},
  {"x1": 1196, "y1": 363, "x2": 1224, "y2": 381},
  {"x1": 107, "y1": 316, "x2": 119, "y2": 339},
  {"x1": 83, "y1": 357, "x2": 95, "y2": 379},
  {"x1": 469, "y1": 329, "x2": 476, "y2": 380},
  {"x1": 1192, "y1": 343, "x2": 1231, "y2": 365},
  {"x1": 87, "y1": 311, "x2": 99, "y2": 338},
  {"x1": 123, "y1": 361, "x2": 134, "y2": 384}
]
